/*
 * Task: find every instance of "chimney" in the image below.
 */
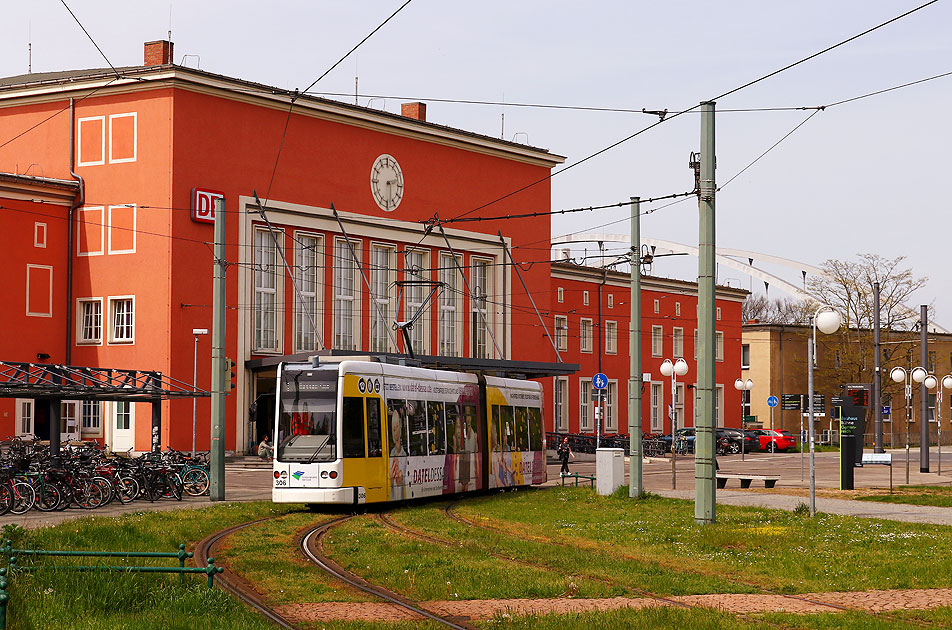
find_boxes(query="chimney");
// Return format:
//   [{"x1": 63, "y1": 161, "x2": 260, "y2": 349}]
[
  {"x1": 401, "y1": 102, "x2": 426, "y2": 122},
  {"x1": 144, "y1": 40, "x2": 174, "y2": 66}
]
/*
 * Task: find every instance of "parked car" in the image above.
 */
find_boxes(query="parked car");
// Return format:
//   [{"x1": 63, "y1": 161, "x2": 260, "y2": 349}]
[
  {"x1": 660, "y1": 427, "x2": 696, "y2": 453},
  {"x1": 753, "y1": 429, "x2": 797, "y2": 452},
  {"x1": 716, "y1": 428, "x2": 754, "y2": 454}
]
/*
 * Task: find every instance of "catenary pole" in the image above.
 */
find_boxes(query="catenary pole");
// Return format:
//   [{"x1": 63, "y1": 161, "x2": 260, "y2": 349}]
[
  {"x1": 873, "y1": 282, "x2": 883, "y2": 453},
  {"x1": 695, "y1": 101, "x2": 717, "y2": 524},
  {"x1": 210, "y1": 196, "x2": 226, "y2": 501},
  {"x1": 921, "y1": 304, "x2": 929, "y2": 472},
  {"x1": 629, "y1": 197, "x2": 643, "y2": 498}
]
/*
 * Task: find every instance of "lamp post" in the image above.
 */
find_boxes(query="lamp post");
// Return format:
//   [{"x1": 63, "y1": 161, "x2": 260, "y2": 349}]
[
  {"x1": 939, "y1": 375, "x2": 952, "y2": 475},
  {"x1": 734, "y1": 378, "x2": 753, "y2": 461},
  {"x1": 192, "y1": 328, "x2": 209, "y2": 457},
  {"x1": 890, "y1": 365, "x2": 928, "y2": 484},
  {"x1": 660, "y1": 357, "x2": 689, "y2": 489},
  {"x1": 809, "y1": 305, "x2": 842, "y2": 517}
]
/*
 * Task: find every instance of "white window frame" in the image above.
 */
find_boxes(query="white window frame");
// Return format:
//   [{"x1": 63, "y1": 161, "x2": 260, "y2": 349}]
[
  {"x1": 716, "y1": 331, "x2": 724, "y2": 362},
  {"x1": 675, "y1": 302, "x2": 681, "y2": 316},
  {"x1": 583, "y1": 291, "x2": 589, "y2": 306},
  {"x1": 81, "y1": 400, "x2": 101, "y2": 435},
  {"x1": 557, "y1": 287, "x2": 564, "y2": 303},
  {"x1": 403, "y1": 248, "x2": 428, "y2": 355},
  {"x1": 108, "y1": 112, "x2": 138, "y2": 164},
  {"x1": 253, "y1": 227, "x2": 283, "y2": 353},
  {"x1": 650, "y1": 382, "x2": 663, "y2": 432},
  {"x1": 580, "y1": 318, "x2": 593, "y2": 353},
  {"x1": 694, "y1": 329, "x2": 698, "y2": 360},
  {"x1": 653, "y1": 299, "x2": 660, "y2": 314},
  {"x1": 554, "y1": 315, "x2": 568, "y2": 352},
  {"x1": 554, "y1": 377, "x2": 569, "y2": 432},
  {"x1": 471, "y1": 256, "x2": 493, "y2": 359},
  {"x1": 651, "y1": 325, "x2": 663, "y2": 357},
  {"x1": 76, "y1": 206, "x2": 105, "y2": 257},
  {"x1": 333, "y1": 237, "x2": 361, "y2": 351},
  {"x1": 673, "y1": 327, "x2": 684, "y2": 358},
  {"x1": 605, "y1": 380, "x2": 618, "y2": 433},
  {"x1": 579, "y1": 380, "x2": 592, "y2": 432},
  {"x1": 605, "y1": 320, "x2": 617, "y2": 354},
  {"x1": 438, "y1": 252, "x2": 462, "y2": 357},
  {"x1": 293, "y1": 232, "x2": 324, "y2": 353},
  {"x1": 107, "y1": 295, "x2": 135, "y2": 344},
  {"x1": 675, "y1": 382, "x2": 686, "y2": 428},
  {"x1": 34, "y1": 223, "x2": 47, "y2": 248},
  {"x1": 76, "y1": 298, "x2": 103, "y2": 345},
  {"x1": 607, "y1": 294, "x2": 614, "y2": 308},
  {"x1": 26, "y1": 264, "x2": 53, "y2": 317},
  {"x1": 115, "y1": 400, "x2": 132, "y2": 431},
  {"x1": 716, "y1": 384, "x2": 725, "y2": 427},
  {"x1": 77, "y1": 116, "x2": 105, "y2": 166},
  {"x1": 107, "y1": 204, "x2": 137, "y2": 255},
  {"x1": 742, "y1": 344, "x2": 750, "y2": 369},
  {"x1": 370, "y1": 242, "x2": 395, "y2": 353},
  {"x1": 716, "y1": 307, "x2": 722, "y2": 321},
  {"x1": 16, "y1": 399, "x2": 33, "y2": 436}
]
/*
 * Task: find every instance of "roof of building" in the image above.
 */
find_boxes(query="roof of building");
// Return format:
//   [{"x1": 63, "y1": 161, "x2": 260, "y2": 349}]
[
  {"x1": 0, "y1": 171, "x2": 80, "y2": 206},
  {"x1": 550, "y1": 261, "x2": 750, "y2": 300},
  {"x1": 0, "y1": 63, "x2": 565, "y2": 166}
]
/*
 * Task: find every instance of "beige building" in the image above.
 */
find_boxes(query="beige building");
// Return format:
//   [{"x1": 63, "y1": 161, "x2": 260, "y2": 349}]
[{"x1": 742, "y1": 323, "x2": 952, "y2": 447}]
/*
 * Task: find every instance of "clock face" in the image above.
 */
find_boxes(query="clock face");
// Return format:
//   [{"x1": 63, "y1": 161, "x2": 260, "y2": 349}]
[{"x1": 371, "y1": 154, "x2": 404, "y2": 211}]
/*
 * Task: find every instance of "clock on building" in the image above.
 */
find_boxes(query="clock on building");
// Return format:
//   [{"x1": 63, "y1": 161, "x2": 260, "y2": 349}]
[{"x1": 371, "y1": 154, "x2": 404, "y2": 211}]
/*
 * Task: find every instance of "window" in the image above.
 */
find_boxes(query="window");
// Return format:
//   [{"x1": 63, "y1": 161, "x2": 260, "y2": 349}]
[
  {"x1": 929, "y1": 351, "x2": 937, "y2": 374},
  {"x1": 294, "y1": 233, "x2": 323, "y2": 353},
  {"x1": 605, "y1": 380, "x2": 617, "y2": 433},
  {"x1": 583, "y1": 291, "x2": 589, "y2": 306},
  {"x1": 334, "y1": 238, "x2": 360, "y2": 351},
  {"x1": 675, "y1": 383, "x2": 686, "y2": 427},
  {"x1": 716, "y1": 385, "x2": 724, "y2": 427},
  {"x1": 579, "y1": 380, "x2": 591, "y2": 432},
  {"x1": 652, "y1": 325, "x2": 663, "y2": 357},
  {"x1": 471, "y1": 257, "x2": 493, "y2": 358},
  {"x1": 605, "y1": 321, "x2": 617, "y2": 354},
  {"x1": 18, "y1": 400, "x2": 32, "y2": 435},
  {"x1": 742, "y1": 344, "x2": 750, "y2": 369},
  {"x1": 115, "y1": 401, "x2": 130, "y2": 430},
  {"x1": 608, "y1": 294, "x2": 614, "y2": 308},
  {"x1": 675, "y1": 302, "x2": 681, "y2": 316},
  {"x1": 81, "y1": 400, "x2": 100, "y2": 432},
  {"x1": 253, "y1": 227, "x2": 280, "y2": 352},
  {"x1": 928, "y1": 393, "x2": 937, "y2": 422},
  {"x1": 650, "y1": 383, "x2": 663, "y2": 432},
  {"x1": 109, "y1": 297, "x2": 134, "y2": 343},
  {"x1": 342, "y1": 397, "x2": 366, "y2": 457},
  {"x1": 716, "y1": 331, "x2": 724, "y2": 362},
  {"x1": 34, "y1": 223, "x2": 47, "y2": 248},
  {"x1": 673, "y1": 327, "x2": 683, "y2": 358},
  {"x1": 557, "y1": 287, "x2": 564, "y2": 303},
  {"x1": 370, "y1": 244, "x2": 395, "y2": 353},
  {"x1": 654, "y1": 299, "x2": 660, "y2": 314},
  {"x1": 77, "y1": 298, "x2": 102, "y2": 344},
  {"x1": 554, "y1": 316, "x2": 568, "y2": 352},
  {"x1": 554, "y1": 377, "x2": 568, "y2": 432},
  {"x1": 580, "y1": 318, "x2": 593, "y2": 353},
  {"x1": 716, "y1": 307, "x2": 722, "y2": 320},
  {"x1": 403, "y1": 249, "x2": 428, "y2": 355},
  {"x1": 439, "y1": 253, "x2": 461, "y2": 356},
  {"x1": 694, "y1": 329, "x2": 698, "y2": 360}
]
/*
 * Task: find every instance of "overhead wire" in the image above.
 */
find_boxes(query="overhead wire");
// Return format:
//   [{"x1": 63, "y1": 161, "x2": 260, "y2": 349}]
[{"x1": 59, "y1": 0, "x2": 122, "y2": 80}]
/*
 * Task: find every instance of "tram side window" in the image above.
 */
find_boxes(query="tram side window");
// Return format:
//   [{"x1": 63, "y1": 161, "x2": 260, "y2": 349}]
[
  {"x1": 445, "y1": 403, "x2": 461, "y2": 454},
  {"x1": 342, "y1": 397, "x2": 365, "y2": 458},
  {"x1": 407, "y1": 400, "x2": 427, "y2": 457},
  {"x1": 367, "y1": 398, "x2": 382, "y2": 458},
  {"x1": 528, "y1": 408, "x2": 543, "y2": 451},
  {"x1": 427, "y1": 401, "x2": 446, "y2": 455},
  {"x1": 462, "y1": 404, "x2": 478, "y2": 453},
  {"x1": 490, "y1": 405, "x2": 501, "y2": 452},
  {"x1": 514, "y1": 407, "x2": 529, "y2": 452},
  {"x1": 387, "y1": 399, "x2": 408, "y2": 457},
  {"x1": 500, "y1": 406, "x2": 515, "y2": 452}
]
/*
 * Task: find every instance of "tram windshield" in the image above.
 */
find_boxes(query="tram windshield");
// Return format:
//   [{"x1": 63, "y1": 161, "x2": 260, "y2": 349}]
[{"x1": 277, "y1": 369, "x2": 338, "y2": 463}]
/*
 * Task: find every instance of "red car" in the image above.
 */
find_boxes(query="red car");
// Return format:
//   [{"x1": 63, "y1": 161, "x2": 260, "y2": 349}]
[{"x1": 754, "y1": 430, "x2": 796, "y2": 453}]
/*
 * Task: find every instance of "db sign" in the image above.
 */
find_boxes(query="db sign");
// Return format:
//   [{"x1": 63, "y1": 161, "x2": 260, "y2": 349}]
[{"x1": 191, "y1": 188, "x2": 225, "y2": 224}]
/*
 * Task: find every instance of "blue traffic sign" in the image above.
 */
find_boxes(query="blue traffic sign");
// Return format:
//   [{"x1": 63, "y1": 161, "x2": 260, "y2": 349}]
[
  {"x1": 592, "y1": 373, "x2": 608, "y2": 390},
  {"x1": 767, "y1": 395, "x2": 779, "y2": 408},
  {"x1": 882, "y1": 405, "x2": 891, "y2": 416}
]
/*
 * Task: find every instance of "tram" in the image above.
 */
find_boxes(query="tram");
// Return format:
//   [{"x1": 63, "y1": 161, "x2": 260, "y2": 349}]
[{"x1": 271, "y1": 358, "x2": 547, "y2": 505}]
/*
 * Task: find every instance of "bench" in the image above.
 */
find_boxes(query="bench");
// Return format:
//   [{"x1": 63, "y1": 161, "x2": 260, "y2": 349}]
[{"x1": 716, "y1": 474, "x2": 780, "y2": 489}]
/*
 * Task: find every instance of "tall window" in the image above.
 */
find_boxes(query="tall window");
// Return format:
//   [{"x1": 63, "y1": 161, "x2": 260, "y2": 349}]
[
  {"x1": 81, "y1": 400, "x2": 100, "y2": 431},
  {"x1": 19, "y1": 400, "x2": 32, "y2": 435},
  {"x1": 675, "y1": 383, "x2": 685, "y2": 427},
  {"x1": 694, "y1": 329, "x2": 698, "y2": 360},
  {"x1": 109, "y1": 297, "x2": 134, "y2": 343},
  {"x1": 334, "y1": 238, "x2": 360, "y2": 350},
  {"x1": 741, "y1": 389, "x2": 751, "y2": 420},
  {"x1": 555, "y1": 377, "x2": 568, "y2": 432},
  {"x1": 605, "y1": 321, "x2": 617, "y2": 354},
  {"x1": 928, "y1": 393, "x2": 937, "y2": 422},
  {"x1": 580, "y1": 318, "x2": 593, "y2": 353},
  {"x1": 554, "y1": 316, "x2": 568, "y2": 352},
  {"x1": 370, "y1": 244, "x2": 394, "y2": 352},
  {"x1": 78, "y1": 299, "x2": 102, "y2": 344},
  {"x1": 583, "y1": 291, "x2": 589, "y2": 306},
  {"x1": 579, "y1": 380, "x2": 591, "y2": 432},
  {"x1": 253, "y1": 228, "x2": 280, "y2": 352},
  {"x1": 439, "y1": 253, "x2": 460, "y2": 356},
  {"x1": 557, "y1": 287, "x2": 564, "y2": 303},
  {"x1": 675, "y1": 302, "x2": 681, "y2": 316},
  {"x1": 607, "y1": 294, "x2": 614, "y2": 308},
  {"x1": 605, "y1": 381, "x2": 617, "y2": 433},
  {"x1": 653, "y1": 299, "x2": 659, "y2": 314},
  {"x1": 403, "y1": 249, "x2": 427, "y2": 355},
  {"x1": 716, "y1": 331, "x2": 724, "y2": 362},
  {"x1": 650, "y1": 383, "x2": 663, "y2": 432},
  {"x1": 673, "y1": 327, "x2": 683, "y2": 358},
  {"x1": 652, "y1": 325, "x2": 663, "y2": 357},
  {"x1": 471, "y1": 257, "x2": 492, "y2": 358},
  {"x1": 115, "y1": 401, "x2": 131, "y2": 430},
  {"x1": 742, "y1": 343, "x2": 750, "y2": 369},
  {"x1": 294, "y1": 234, "x2": 322, "y2": 352},
  {"x1": 716, "y1": 385, "x2": 725, "y2": 427}
]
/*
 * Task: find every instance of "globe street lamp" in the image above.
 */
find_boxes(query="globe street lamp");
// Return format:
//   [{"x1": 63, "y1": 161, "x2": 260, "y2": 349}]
[
  {"x1": 734, "y1": 378, "x2": 753, "y2": 461},
  {"x1": 809, "y1": 305, "x2": 842, "y2": 517},
  {"x1": 939, "y1": 375, "x2": 952, "y2": 475},
  {"x1": 660, "y1": 357, "x2": 689, "y2": 489},
  {"x1": 890, "y1": 365, "x2": 928, "y2": 484}
]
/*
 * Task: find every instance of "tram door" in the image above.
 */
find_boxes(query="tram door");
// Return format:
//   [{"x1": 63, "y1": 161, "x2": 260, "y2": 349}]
[{"x1": 340, "y1": 374, "x2": 386, "y2": 502}]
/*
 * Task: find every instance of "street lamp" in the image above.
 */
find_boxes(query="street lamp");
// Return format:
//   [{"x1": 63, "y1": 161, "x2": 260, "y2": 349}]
[
  {"x1": 192, "y1": 328, "x2": 209, "y2": 456},
  {"x1": 890, "y1": 365, "x2": 928, "y2": 484},
  {"x1": 939, "y1": 375, "x2": 952, "y2": 475},
  {"x1": 660, "y1": 357, "x2": 689, "y2": 489},
  {"x1": 734, "y1": 378, "x2": 753, "y2": 461},
  {"x1": 808, "y1": 305, "x2": 842, "y2": 517}
]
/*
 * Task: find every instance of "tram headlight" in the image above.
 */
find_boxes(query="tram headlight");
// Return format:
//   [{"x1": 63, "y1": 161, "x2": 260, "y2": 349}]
[{"x1": 320, "y1": 471, "x2": 328, "y2": 479}]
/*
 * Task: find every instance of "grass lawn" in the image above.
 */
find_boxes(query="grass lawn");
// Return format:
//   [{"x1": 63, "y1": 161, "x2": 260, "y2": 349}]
[{"x1": 855, "y1": 484, "x2": 952, "y2": 507}]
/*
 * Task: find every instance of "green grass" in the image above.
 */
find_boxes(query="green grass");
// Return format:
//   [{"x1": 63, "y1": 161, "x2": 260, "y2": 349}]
[{"x1": 856, "y1": 484, "x2": 952, "y2": 507}]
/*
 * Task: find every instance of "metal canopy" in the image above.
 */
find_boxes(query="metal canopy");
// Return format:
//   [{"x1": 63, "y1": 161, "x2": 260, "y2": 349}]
[
  {"x1": 245, "y1": 350, "x2": 579, "y2": 380},
  {"x1": 0, "y1": 362, "x2": 210, "y2": 401}
]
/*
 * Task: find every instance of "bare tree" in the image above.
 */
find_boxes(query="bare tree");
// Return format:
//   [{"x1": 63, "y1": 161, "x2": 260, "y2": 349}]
[{"x1": 742, "y1": 294, "x2": 811, "y2": 324}]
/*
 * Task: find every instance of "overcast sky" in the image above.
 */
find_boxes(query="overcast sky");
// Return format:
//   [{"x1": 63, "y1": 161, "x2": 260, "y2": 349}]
[{"x1": 3, "y1": 1, "x2": 950, "y2": 327}]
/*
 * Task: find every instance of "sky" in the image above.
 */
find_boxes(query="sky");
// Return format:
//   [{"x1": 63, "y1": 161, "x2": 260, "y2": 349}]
[{"x1": 2, "y1": 1, "x2": 950, "y2": 326}]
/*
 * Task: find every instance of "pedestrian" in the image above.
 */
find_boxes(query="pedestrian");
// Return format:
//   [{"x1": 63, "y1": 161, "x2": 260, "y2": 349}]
[
  {"x1": 557, "y1": 437, "x2": 574, "y2": 476},
  {"x1": 257, "y1": 435, "x2": 273, "y2": 460}
]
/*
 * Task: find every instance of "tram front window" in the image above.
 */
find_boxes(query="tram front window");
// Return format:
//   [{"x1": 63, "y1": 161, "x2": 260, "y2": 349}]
[{"x1": 277, "y1": 397, "x2": 337, "y2": 462}]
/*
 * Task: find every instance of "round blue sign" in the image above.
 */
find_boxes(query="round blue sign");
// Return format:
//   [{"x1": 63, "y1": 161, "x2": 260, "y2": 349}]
[
  {"x1": 592, "y1": 373, "x2": 608, "y2": 390},
  {"x1": 767, "y1": 395, "x2": 779, "y2": 408}
]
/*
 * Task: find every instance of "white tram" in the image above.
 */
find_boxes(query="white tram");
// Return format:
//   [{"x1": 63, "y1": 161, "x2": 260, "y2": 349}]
[{"x1": 272, "y1": 359, "x2": 547, "y2": 505}]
